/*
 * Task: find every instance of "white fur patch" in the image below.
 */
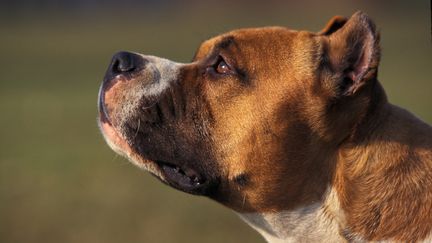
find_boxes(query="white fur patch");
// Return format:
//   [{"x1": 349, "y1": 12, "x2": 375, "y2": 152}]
[
  {"x1": 239, "y1": 187, "x2": 345, "y2": 243},
  {"x1": 239, "y1": 186, "x2": 432, "y2": 243},
  {"x1": 114, "y1": 54, "x2": 183, "y2": 127},
  {"x1": 139, "y1": 55, "x2": 184, "y2": 97},
  {"x1": 422, "y1": 232, "x2": 432, "y2": 243}
]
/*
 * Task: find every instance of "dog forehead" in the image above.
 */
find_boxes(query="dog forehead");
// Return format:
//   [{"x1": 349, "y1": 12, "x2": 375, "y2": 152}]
[{"x1": 194, "y1": 27, "x2": 297, "y2": 60}]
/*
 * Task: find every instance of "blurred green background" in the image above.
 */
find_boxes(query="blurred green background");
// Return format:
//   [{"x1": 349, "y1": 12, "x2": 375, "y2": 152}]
[{"x1": 0, "y1": 0, "x2": 430, "y2": 242}]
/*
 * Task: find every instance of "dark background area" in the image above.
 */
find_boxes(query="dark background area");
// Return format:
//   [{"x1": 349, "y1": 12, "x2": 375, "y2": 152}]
[{"x1": 0, "y1": 0, "x2": 430, "y2": 242}]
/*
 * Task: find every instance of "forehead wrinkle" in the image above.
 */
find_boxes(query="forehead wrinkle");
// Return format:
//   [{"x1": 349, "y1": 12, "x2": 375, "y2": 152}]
[
  {"x1": 194, "y1": 35, "x2": 238, "y2": 61},
  {"x1": 215, "y1": 35, "x2": 236, "y2": 50},
  {"x1": 204, "y1": 36, "x2": 237, "y2": 61}
]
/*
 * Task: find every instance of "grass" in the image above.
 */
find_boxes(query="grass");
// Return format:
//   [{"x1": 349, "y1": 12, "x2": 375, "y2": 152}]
[{"x1": 0, "y1": 2, "x2": 430, "y2": 242}]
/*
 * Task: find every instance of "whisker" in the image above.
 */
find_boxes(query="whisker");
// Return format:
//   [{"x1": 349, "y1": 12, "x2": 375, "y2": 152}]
[
  {"x1": 141, "y1": 100, "x2": 159, "y2": 110},
  {"x1": 141, "y1": 93, "x2": 164, "y2": 110},
  {"x1": 133, "y1": 118, "x2": 141, "y2": 140}
]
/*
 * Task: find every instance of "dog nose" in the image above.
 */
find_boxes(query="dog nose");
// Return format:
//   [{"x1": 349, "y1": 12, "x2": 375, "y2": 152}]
[{"x1": 110, "y1": 51, "x2": 144, "y2": 74}]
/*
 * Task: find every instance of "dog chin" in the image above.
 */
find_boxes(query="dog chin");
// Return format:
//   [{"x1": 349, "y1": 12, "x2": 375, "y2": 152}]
[
  {"x1": 98, "y1": 111, "x2": 166, "y2": 180},
  {"x1": 98, "y1": 112, "x2": 216, "y2": 195}
]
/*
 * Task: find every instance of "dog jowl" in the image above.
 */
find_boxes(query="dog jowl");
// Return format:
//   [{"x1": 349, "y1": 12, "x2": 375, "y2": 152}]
[{"x1": 98, "y1": 11, "x2": 432, "y2": 242}]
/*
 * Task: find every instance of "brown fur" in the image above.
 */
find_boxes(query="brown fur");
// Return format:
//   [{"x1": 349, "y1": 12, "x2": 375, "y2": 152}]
[
  {"x1": 99, "y1": 11, "x2": 432, "y2": 241},
  {"x1": 335, "y1": 103, "x2": 432, "y2": 241}
]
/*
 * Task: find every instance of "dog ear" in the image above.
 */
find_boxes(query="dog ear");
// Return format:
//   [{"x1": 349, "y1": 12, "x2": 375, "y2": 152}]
[
  {"x1": 324, "y1": 11, "x2": 380, "y2": 96},
  {"x1": 318, "y1": 15, "x2": 347, "y2": 35}
]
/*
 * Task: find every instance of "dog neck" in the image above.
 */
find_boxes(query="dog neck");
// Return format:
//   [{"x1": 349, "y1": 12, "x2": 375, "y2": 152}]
[
  {"x1": 333, "y1": 97, "x2": 432, "y2": 241},
  {"x1": 240, "y1": 82, "x2": 432, "y2": 242},
  {"x1": 239, "y1": 186, "x2": 346, "y2": 243},
  {"x1": 237, "y1": 84, "x2": 386, "y2": 242}
]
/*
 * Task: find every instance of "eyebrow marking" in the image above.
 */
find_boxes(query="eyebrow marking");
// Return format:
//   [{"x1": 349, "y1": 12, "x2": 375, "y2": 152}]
[
  {"x1": 216, "y1": 35, "x2": 236, "y2": 50},
  {"x1": 192, "y1": 35, "x2": 237, "y2": 62}
]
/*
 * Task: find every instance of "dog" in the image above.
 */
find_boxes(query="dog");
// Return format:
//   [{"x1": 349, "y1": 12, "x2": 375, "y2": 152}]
[{"x1": 98, "y1": 11, "x2": 432, "y2": 242}]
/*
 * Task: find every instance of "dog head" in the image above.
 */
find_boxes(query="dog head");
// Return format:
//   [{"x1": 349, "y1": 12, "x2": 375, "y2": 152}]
[{"x1": 98, "y1": 11, "x2": 380, "y2": 213}]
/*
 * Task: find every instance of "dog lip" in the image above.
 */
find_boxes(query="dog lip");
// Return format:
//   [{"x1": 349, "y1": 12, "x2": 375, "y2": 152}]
[
  {"x1": 98, "y1": 82, "x2": 113, "y2": 125},
  {"x1": 97, "y1": 85, "x2": 132, "y2": 156},
  {"x1": 156, "y1": 161, "x2": 208, "y2": 193},
  {"x1": 98, "y1": 70, "x2": 133, "y2": 126}
]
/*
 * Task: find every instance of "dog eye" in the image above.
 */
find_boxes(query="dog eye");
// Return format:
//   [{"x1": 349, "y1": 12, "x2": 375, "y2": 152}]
[{"x1": 215, "y1": 57, "x2": 231, "y2": 74}]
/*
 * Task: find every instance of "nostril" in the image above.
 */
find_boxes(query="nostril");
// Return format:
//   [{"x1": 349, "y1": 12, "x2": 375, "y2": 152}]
[{"x1": 111, "y1": 51, "x2": 137, "y2": 74}]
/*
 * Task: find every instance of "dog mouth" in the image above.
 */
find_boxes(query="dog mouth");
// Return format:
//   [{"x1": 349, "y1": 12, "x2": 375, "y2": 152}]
[
  {"x1": 155, "y1": 161, "x2": 207, "y2": 193},
  {"x1": 98, "y1": 82, "x2": 213, "y2": 194}
]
